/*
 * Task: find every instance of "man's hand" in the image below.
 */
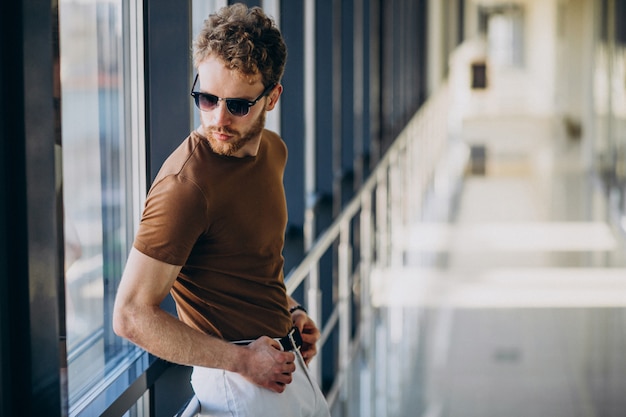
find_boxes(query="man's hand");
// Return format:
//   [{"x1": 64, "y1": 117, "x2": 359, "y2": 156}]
[
  {"x1": 239, "y1": 337, "x2": 296, "y2": 393},
  {"x1": 291, "y1": 311, "x2": 320, "y2": 365}
]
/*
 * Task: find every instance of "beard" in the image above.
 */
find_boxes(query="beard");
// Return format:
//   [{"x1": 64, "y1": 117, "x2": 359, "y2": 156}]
[{"x1": 203, "y1": 110, "x2": 266, "y2": 157}]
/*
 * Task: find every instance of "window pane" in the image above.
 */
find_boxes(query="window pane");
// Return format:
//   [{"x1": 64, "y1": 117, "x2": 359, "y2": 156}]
[{"x1": 59, "y1": 0, "x2": 144, "y2": 410}]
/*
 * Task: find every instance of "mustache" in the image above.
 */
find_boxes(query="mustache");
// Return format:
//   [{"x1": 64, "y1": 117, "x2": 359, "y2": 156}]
[{"x1": 209, "y1": 127, "x2": 237, "y2": 135}]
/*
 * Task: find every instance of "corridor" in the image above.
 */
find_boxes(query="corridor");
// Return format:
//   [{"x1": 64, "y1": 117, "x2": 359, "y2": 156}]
[{"x1": 371, "y1": 115, "x2": 626, "y2": 417}]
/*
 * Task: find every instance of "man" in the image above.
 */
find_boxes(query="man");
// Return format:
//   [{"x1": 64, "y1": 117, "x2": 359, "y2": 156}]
[{"x1": 113, "y1": 4, "x2": 330, "y2": 416}]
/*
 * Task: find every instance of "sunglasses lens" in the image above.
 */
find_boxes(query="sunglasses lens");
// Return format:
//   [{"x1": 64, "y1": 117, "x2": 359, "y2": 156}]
[
  {"x1": 226, "y1": 99, "x2": 250, "y2": 117},
  {"x1": 195, "y1": 93, "x2": 219, "y2": 111},
  {"x1": 192, "y1": 92, "x2": 253, "y2": 116}
]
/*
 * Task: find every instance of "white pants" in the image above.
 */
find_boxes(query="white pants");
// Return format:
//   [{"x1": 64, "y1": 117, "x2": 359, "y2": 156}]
[{"x1": 191, "y1": 350, "x2": 330, "y2": 417}]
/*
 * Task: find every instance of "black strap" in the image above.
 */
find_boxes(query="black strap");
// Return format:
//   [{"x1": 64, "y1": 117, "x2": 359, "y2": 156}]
[{"x1": 232, "y1": 327, "x2": 302, "y2": 351}]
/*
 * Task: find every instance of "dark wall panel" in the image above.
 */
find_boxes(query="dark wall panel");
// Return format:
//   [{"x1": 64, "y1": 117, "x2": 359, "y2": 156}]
[
  {"x1": 280, "y1": 0, "x2": 306, "y2": 229},
  {"x1": 145, "y1": 0, "x2": 193, "y2": 183},
  {"x1": 0, "y1": 0, "x2": 63, "y2": 416},
  {"x1": 315, "y1": 0, "x2": 335, "y2": 198}
]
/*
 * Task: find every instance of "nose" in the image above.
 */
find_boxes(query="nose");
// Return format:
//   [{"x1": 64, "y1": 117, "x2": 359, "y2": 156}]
[{"x1": 209, "y1": 100, "x2": 232, "y2": 127}]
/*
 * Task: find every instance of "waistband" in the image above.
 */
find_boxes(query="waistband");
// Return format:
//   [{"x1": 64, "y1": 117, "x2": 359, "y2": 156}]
[{"x1": 231, "y1": 327, "x2": 302, "y2": 352}]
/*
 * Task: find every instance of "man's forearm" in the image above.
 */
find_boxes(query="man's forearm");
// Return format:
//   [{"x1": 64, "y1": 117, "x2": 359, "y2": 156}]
[{"x1": 113, "y1": 302, "x2": 243, "y2": 372}]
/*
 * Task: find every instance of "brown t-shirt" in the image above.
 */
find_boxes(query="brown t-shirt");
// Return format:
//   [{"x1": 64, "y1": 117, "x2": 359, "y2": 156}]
[{"x1": 134, "y1": 130, "x2": 292, "y2": 341}]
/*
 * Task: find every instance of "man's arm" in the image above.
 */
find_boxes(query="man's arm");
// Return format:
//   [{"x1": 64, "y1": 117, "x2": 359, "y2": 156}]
[{"x1": 113, "y1": 247, "x2": 296, "y2": 393}]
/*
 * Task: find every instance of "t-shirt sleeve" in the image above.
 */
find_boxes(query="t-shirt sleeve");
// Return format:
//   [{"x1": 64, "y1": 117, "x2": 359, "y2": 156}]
[{"x1": 134, "y1": 175, "x2": 208, "y2": 266}]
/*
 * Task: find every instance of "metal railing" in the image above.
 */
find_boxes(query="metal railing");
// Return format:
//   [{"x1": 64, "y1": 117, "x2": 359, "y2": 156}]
[{"x1": 284, "y1": 84, "x2": 452, "y2": 415}]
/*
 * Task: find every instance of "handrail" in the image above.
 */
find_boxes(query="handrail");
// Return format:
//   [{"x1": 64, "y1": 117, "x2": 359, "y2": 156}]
[{"x1": 284, "y1": 84, "x2": 452, "y2": 413}]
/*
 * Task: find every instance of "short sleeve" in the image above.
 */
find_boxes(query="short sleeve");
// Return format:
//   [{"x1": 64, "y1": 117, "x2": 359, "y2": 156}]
[{"x1": 134, "y1": 175, "x2": 208, "y2": 265}]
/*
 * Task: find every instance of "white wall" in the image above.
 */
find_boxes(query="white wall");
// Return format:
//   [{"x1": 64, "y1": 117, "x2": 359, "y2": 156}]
[
  {"x1": 525, "y1": 0, "x2": 558, "y2": 116},
  {"x1": 451, "y1": 0, "x2": 564, "y2": 118}
]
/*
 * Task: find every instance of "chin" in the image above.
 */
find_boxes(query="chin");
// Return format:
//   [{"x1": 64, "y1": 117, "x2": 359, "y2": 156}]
[{"x1": 207, "y1": 136, "x2": 242, "y2": 156}]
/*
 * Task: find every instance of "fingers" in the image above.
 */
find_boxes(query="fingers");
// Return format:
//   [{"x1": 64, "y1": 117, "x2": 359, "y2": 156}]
[
  {"x1": 300, "y1": 319, "x2": 321, "y2": 342},
  {"x1": 265, "y1": 352, "x2": 296, "y2": 392},
  {"x1": 279, "y1": 353, "x2": 296, "y2": 374},
  {"x1": 290, "y1": 311, "x2": 322, "y2": 365},
  {"x1": 300, "y1": 343, "x2": 317, "y2": 364},
  {"x1": 300, "y1": 331, "x2": 318, "y2": 346},
  {"x1": 292, "y1": 314, "x2": 308, "y2": 333},
  {"x1": 244, "y1": 338, "x2": 297, "y2": 392},
  {"x1": 268, "y1": 337, "x2": 283, "y2": 351},
  {"x1": 299, "y1": 329, "x2": 319, "y2": 364}
]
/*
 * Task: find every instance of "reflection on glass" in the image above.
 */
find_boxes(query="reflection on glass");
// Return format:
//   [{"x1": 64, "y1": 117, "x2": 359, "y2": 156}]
[{"x1": 59, "y1": 0, "x2": 140, "y2": 410}]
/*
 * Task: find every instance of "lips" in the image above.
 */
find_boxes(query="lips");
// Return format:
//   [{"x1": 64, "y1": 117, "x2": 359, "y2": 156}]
[{"x1": 211, "y1": 130, "x2": 234, "y2": 142}]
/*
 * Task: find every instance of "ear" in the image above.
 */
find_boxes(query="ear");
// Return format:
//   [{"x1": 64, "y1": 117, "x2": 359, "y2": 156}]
[{"x1": 265, "y1": 84, "x2": 283, "y2": 111}]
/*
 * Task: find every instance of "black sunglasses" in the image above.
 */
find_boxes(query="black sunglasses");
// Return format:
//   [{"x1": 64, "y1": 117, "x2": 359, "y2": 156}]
[{"x1": 190, "y1": 74, "x2": 276, "y2": 117}]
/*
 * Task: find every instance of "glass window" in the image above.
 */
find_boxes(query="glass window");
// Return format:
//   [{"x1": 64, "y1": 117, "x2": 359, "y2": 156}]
[{"x1": 58, "y1": 0, "x2": 146, "y2": 413}]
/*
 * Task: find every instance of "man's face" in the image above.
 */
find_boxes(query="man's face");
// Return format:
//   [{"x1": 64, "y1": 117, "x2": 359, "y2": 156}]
[{"x1": 195, "y1": 56, "x2": 279, "y2": 157}]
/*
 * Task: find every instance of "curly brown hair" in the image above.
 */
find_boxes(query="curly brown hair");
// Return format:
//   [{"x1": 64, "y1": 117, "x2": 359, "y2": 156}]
[{"x1": 192, "y1": 3, "x2": 287, "y2": 87}]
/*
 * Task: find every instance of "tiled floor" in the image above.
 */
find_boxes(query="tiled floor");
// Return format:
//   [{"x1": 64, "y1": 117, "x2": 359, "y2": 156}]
[{"x1": 369, "y1": 116, "x2": 626, "y2": 417}]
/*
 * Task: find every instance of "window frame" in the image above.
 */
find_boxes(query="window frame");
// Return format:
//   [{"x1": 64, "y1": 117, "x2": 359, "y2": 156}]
[{"x1": 61, "y1": 0, "x2": 195, "y2": 414}]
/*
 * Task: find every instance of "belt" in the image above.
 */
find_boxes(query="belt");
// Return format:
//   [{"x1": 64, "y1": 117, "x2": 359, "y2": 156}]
[{"x1": 232, "y1": 327, "x2": 303, "y2": 352}]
